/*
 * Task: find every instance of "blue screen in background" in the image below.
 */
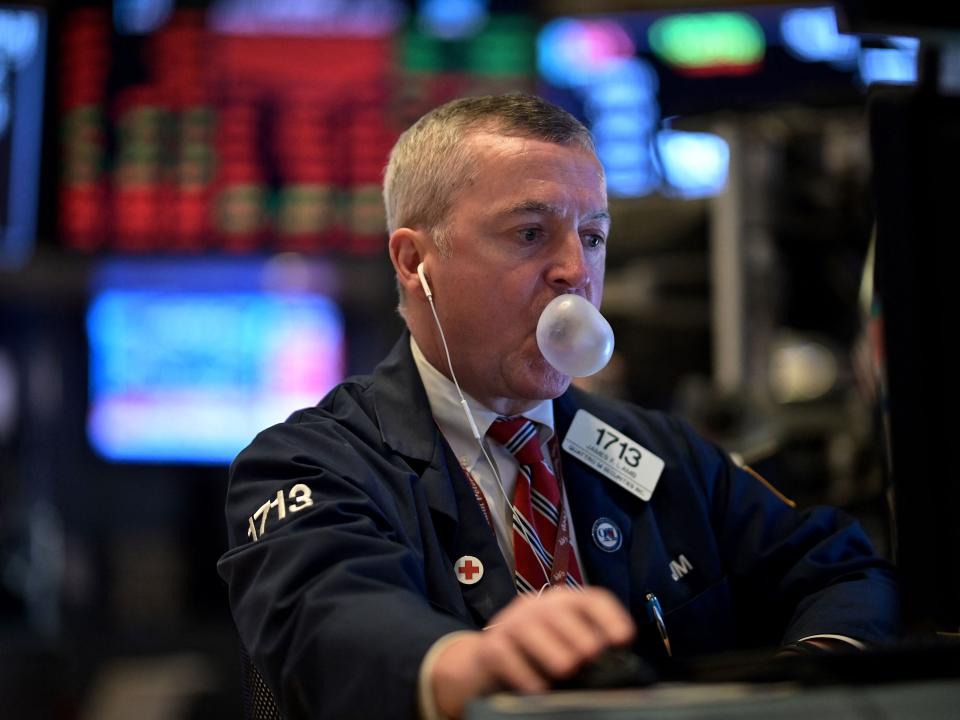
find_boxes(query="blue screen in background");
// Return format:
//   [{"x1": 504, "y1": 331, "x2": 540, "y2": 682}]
[
  {"x1": 0, "y1": 5, "x2": 46, "y2": 268},
  {"x1": 87, "y1": 280, "x2": 344, "y2": 464}
]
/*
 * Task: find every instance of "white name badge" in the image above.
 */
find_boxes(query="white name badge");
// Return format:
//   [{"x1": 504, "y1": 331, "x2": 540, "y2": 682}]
[{"x1": 562, "y1": 410, "x2": 664, "y2": 501}]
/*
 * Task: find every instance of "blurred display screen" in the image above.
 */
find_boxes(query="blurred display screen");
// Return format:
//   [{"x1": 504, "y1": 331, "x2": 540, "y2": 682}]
[
  {"x1": 0, "y1": 5, "x2": 46, "y2": 268},
  {"x1": 537, "y1": 5, "x2": 915, "y2": 199},
  {"x1": 86, "y1": 259, "x2": 345, "y2": 464},
  {"x1": 58, "y1": 1, "x2": 534, "y2": 255}
]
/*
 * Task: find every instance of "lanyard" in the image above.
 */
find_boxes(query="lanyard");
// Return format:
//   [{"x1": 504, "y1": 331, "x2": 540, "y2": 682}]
[
  {"x1": 460, "y1": 462, "x2": 495, "y2": 531},
  {"x1": 546, "y1": 435, "x2": 574, "y2": 587}
]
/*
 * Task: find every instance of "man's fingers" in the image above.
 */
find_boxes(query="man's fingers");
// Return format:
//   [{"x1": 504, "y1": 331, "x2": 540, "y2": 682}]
[
  {"x1": 509, "y1": 615, "x2": 589, "y2": 678},
  {"x1": 487, "y1": 588, "x2": 637, "y2": 684},
  {"x1": 573, "y1": 587, "x2": 637, "y2": 646},
  {"x1": 536, "y1": 588, "x2": 636, "y2": 673},
  {"x1": 478, "y1": 631, "x2": 550, "y2": 693},
  {"x1": 537, "y1": 600, "x2": 608, "y2": 665}
]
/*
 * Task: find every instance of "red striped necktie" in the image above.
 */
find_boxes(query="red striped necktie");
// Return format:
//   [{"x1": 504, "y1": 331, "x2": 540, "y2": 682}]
[{"x1": 487, "y1": 416, "x2": 584, "y2": 594}]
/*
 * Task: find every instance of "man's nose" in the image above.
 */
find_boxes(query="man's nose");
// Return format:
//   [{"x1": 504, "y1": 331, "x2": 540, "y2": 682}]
[{"x1": 546, "y1": 232, "x2": 590, "y2": 292}]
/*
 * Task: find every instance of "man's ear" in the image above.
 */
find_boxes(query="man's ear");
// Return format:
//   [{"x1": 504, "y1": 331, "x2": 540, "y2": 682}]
[{"x1": 389, "y1": 227, "x2": 432, "y2": 301}]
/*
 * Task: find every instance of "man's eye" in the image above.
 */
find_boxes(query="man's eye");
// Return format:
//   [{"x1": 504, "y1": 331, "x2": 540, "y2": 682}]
[
  {"x1": 519, "y1": 228, "x2": 542, "y2": 243},
  {"x1": 584, "y1": 234, "x2": 605, "y2": 248}
]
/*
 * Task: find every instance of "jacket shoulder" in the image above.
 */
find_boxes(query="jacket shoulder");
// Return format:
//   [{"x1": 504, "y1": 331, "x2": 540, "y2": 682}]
[
  {"x1": 234, "y1": 374, "x2": 383, "y2": 470},
  {"x1": 287, "y1": 373, "x2": 378, "y2": 430}
]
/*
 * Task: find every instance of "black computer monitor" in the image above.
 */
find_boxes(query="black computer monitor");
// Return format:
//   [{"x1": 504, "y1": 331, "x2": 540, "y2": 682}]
[{"x1": 861, "y1": 0, "x2": 960, "y2": 633}]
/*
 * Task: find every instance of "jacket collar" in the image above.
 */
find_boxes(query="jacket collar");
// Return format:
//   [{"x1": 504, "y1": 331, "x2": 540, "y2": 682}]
[
  {"x1": 373, "y1": 331, "x2": 439, "y2": 462},
  {"x1": 372, "y1": 332, "x2": 459, "y2": 525}
]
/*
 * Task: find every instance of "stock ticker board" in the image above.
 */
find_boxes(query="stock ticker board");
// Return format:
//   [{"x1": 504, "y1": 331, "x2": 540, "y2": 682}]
[{"x1": 58, "y1": 3, "x2": 535, "y2": 256}]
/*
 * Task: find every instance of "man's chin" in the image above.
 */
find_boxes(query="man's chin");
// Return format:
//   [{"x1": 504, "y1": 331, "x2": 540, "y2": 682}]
[{"x1": 512, "y1": 360, "x2": 571, "y2": 401}]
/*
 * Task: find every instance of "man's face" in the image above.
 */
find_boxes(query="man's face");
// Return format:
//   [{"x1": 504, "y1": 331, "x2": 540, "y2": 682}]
[{"x1": 426, "y1": 132, "x2": 609, "y2": 414}]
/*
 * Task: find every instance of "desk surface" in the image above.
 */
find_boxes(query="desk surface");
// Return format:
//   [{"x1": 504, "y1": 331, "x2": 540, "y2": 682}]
[{"x1": 468, "y1": 679, "x2": 960, "y2": 719}]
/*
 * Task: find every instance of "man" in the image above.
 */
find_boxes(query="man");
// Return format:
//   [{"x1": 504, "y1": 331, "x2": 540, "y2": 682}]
[{"x1": 218, "y1": 94, "x2": 898, "y2": 720}]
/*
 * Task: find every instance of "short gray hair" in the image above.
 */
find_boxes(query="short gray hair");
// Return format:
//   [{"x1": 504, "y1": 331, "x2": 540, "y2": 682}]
[{"x1": 383, "y1": 93, "x2": 596, "y2": 254}]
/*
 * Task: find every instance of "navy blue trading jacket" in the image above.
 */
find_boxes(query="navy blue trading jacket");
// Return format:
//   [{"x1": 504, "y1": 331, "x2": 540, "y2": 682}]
[{"x1": 218, "y1": 332, "x2": 898, "y2": 720}]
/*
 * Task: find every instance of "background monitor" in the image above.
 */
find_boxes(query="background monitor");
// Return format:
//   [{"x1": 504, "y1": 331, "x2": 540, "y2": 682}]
[
  {"x1": 0, "y1": 5, "x2": 46, "y2": 268},
  {"x1": 86, "y1": 259, "x2": 345, "y2": 464}
]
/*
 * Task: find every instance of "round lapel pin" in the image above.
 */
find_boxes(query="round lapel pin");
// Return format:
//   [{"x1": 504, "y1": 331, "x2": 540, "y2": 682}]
[
  {"x1": 455, "y1": 555, "x2": 484, "y2": 585},
  {"x1": 592, "y1": 518, "x2": 623, "y2": 552}
]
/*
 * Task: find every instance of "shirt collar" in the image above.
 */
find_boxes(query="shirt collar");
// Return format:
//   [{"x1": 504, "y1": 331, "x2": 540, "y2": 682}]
[{"x1": 409, "y1": 335, "x2": 555, "y2": 465}]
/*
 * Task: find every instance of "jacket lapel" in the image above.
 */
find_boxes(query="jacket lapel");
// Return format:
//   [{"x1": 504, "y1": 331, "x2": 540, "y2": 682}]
[
  {"x1": 441, "y1": 443, "x2": 517, "y2": 624},
  {"x1": 554, "y1": 392, "x2": 634, "y2": 611},
  {"x1": 373, "y1": 333, "x2": 458, "y2": 523},
  {"x1": 372, "y1": 333, "x2": 514, "y2": 626}
]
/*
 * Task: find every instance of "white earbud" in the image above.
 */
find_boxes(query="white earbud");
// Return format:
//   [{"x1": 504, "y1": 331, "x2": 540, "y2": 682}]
[{"x1": 416, "y1": 262, "x2": 432, "y2": 298}]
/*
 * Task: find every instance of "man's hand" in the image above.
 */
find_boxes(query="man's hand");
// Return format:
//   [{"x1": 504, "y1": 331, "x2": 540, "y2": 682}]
[{"x1": 430, "y1": 587, "x2": 635, "y2": 719}]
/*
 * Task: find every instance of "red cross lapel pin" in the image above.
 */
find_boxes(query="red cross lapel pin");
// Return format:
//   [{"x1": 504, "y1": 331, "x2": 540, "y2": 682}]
[{"x1": 455, "y1": 555, "x2": 484, "y2": 585}]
